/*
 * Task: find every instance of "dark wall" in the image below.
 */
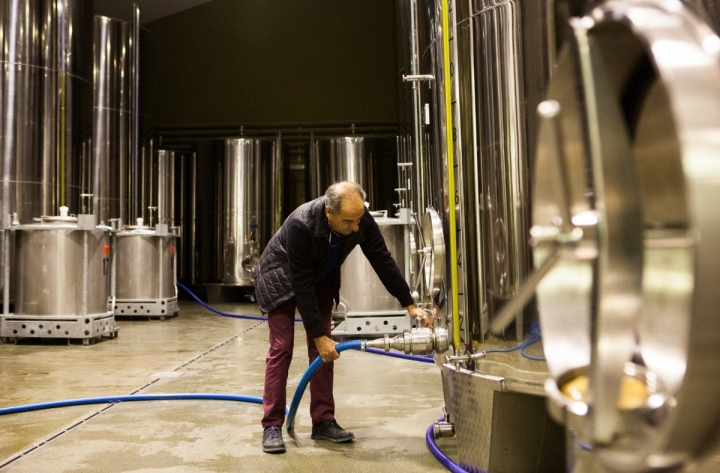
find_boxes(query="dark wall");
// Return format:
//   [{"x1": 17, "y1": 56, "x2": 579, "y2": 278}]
[
  {"x1": 100, "y1": 0, "x2": 403, "y2": 290},
  {"x1": 145, "y1": 0, "x2": 400, "y2": 127}
]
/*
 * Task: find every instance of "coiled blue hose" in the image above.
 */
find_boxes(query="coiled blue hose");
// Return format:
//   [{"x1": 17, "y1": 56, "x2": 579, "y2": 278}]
[
  {"x1": 0, "y1": 393, "x2": 263, "y2": 416},
  {"x1": 285, "y1": 339, "x2": 362, "y2": 430},
  {"x1": 482, "y1": 322, "x2": 545, "y2": 361}
]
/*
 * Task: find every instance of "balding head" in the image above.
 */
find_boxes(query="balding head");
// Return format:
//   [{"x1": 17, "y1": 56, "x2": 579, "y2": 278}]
[{"x1": 324, "y1": 181, "x2": 367, "y2": 215}]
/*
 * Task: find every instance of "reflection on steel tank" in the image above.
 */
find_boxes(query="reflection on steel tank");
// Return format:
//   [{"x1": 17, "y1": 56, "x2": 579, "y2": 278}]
[
  {"x1": 3, "y1": 208, "x2": 118, "y2": 342},
  {"x1": 0, "y1": 0, "x2": 93, "y2": 299},
  {"x1": 220, "y1": 138, "x2": 282, "y2": 286},
  {"x1": 684, "y1": 0, "x2": 720, "y2": 32},
  {"x1": 340, "y1": 217, "x2": 410, "y2": 324},
  {"x1": 14, "y1": 216, "x2": 110, "y2": 318},
  {"x1": 310, "y1": 136, "x2": 377, "y2": 207},
  {"x1": 93, "y1": 15, "x2": 132, "y2": 226}
]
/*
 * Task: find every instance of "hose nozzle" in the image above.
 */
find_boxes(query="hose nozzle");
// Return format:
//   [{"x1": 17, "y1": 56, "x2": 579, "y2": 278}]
[{"x1": 363, "y1": 327, "x2": 449, "y2": 355}]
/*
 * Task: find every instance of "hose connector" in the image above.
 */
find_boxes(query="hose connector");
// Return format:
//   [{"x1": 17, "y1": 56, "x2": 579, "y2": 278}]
[
  {"x1": 433, "y1": 420, "x2": 455, "y2": 439},
  {"x1": 363, "y1": 327, "x2": 449, "y2": 355}
]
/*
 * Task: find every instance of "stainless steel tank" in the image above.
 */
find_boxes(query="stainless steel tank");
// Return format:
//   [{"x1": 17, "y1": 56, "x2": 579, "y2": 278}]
[
  {"x1": 220, "y1": 138, "x2": 282, "y2": 286},
  {"x1": 403, "y1": 0, "x2": 562, "y2": 471},
  {"x1": 470, "y1": 0, "x2": 551, "y2": 337},
  {"x1": 334, "y1": 216, "x2": 411, "y2": 335},
  {"x1": 310, "y1": 136, "x2": 376, "y2": 207},
  {"x1": 0, "y1": 208, "x2": 117, "y2": 343},
  {"x1": 113, "y1": 146, "x2": 180, "y2": 318},
  {"x1": 1, "y1": 0, "x2": 93, "y2": 296},
  {"x1": 112, "y1": 222, "x2": 179, "y2": 319},
  {"x1": 414, "y1": 0, "x2": 552, "y2": 346},
  {"x1": 175, "y1": 151, "x2": 197, "y2": 283},
  {"x1": 92, "y1": 15, "x2": 131, "y2": 226}
]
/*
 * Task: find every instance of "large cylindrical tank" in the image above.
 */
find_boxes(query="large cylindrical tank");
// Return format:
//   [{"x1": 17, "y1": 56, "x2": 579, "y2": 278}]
[
  {"x1": 310, "y1": 136, "x2": 377, "y2": 207},
  {"x1": 220, "y1": 138, "x2": 282, "y2": 286},
  {"x1": 1, "y1": 0, "x2": 92, "y2": 294},
  {"x1": 471, "y1": 0, "x2": 550, "y2": 335},
  {"x1": 418, "y1": 0, "x2": 551, "y2": 342},
  {"x1": 92, "y1": 15, "x2": 131, "y2": 226},
  {"x1": 14, "y1": 217, "x2": 111, "y2": 317}
]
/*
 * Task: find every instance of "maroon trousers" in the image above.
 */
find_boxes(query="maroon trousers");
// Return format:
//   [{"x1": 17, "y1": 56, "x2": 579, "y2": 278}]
[{"x1": 261, "y1": 280, "x2": 335, "y2": 428}]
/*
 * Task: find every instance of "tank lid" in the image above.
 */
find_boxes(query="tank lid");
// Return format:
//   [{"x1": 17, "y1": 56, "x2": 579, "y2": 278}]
[
  {"x1": 123, "y1": 217, "x2": 153, "y2": 231},
  {"x1": 37, "y1": 206, "x2": 78, "y2": 223},
  {"x1": 121, "y1": 226, "x2": 154, "y2": 232}
]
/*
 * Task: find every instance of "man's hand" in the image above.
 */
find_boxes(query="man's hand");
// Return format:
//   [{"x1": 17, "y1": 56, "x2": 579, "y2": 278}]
[
  {"x1": 406, "y1": 304, "x2": 433, "y2": 328},
  {"x1": 314, "y1": 335, "x2": 339, "y2": 363}
]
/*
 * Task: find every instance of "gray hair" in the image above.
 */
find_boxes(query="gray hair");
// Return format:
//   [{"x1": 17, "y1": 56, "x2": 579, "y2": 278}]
[{"x1": 324, "y1": 181, "x2": 366, "y2": 214}]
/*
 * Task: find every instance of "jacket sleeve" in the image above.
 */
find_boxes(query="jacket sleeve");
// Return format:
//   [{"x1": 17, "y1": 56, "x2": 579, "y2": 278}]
[
  {"x1": 359, "y1": 214, "x2": 415, "y2": 308},
  {"x1": 285, "y1": 219, "x2": 326, "y2": 339}
]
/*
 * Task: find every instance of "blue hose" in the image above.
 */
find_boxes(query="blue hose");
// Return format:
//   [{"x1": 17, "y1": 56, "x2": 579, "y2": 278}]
[
  {"x1": 176, "y1": 281, "x2": 302, "y2": 322},
  {"x1": 285, "y1": 339, "x2": 362, "y2": 430},
  {"x1": 2, "y1": 339, "x2": 463, "y2": 473},
  {"x1": 0, "y1": 393, "x2": 263, "y2": 416},
  {"x1": 365, "y1": 347, "x2": 435, "y2": 363},
  {"x1": 482, "y1": 322, "x2": 546, "y2": 362},
  {"x1": 6, "y1": 282, "x2": 458, "y2": 470},
  {"x1": 425, "y1": 419, "x2": 478, "y2": 473}
]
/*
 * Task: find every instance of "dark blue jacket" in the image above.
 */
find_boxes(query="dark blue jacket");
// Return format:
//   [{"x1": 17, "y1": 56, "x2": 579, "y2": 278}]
[{"x1": 255, "y1": 197, "x2": 414, "y2": 339}]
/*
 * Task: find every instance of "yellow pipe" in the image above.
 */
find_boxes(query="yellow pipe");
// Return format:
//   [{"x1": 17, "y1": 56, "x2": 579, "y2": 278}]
[{"x1": 440, "y1": 0, "x2": 462, "y2": 349}]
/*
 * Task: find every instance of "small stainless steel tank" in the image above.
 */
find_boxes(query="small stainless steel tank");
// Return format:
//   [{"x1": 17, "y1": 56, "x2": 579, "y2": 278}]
[
  {"x1": 112, "y1": 220, "x2": 179, "y2": 319},
  {"x1": 333, "y1": 215, "x2": 412, "y2": 336},
  {"x1": 0, "y1": 208, "x2": 117, "y2": 343}
]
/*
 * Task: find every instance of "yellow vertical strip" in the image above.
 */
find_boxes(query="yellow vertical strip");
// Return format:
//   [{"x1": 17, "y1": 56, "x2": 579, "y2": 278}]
[{"x1": 440, "y1": 0, "x2": 461, "y2": 349}]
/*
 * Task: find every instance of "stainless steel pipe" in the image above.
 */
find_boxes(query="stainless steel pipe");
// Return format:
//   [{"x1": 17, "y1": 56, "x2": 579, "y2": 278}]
[{"x1": 92, "y1": 15, "x2": 131, "y2": 226}]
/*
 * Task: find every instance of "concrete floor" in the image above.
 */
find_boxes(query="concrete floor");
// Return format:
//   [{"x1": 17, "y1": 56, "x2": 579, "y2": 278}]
[{"x1": 0, "y1": 300, "x2": 454, "y2": 473}]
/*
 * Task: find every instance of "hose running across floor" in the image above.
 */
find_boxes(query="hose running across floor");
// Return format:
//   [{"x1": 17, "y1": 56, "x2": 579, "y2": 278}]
[
  {"x1": 1, "y1": 289, "x2": 467, "y2": 472},
  {"x1": 0, "y1": 393, "x2": 264, "y2": 416},
  {"x1": 176, "y1": 281, "x2": 267, "y2": 320},
  {"x1": 176, "y1": 281, "x2": 303, "y2": 322}
]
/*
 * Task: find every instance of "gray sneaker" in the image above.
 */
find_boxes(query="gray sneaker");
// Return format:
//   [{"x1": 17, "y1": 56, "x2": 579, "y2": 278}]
[
  {"x1": 311, "y1": 420, "x2": 355, "y2": 443},
  {"x1": 262, "y1": 425, "x2": 286, "y2": 453}
]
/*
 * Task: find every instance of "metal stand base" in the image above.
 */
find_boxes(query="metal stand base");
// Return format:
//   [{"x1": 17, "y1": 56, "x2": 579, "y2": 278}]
[
  {"x1": 113, "y1": 297, "x2": 179, "y2": 319},
  {"x1": 332, "y1": 311, "x2": 412, "y2": 337},
  {"x1": 439, "y1": 345, "x2": 565, "y2": 472},
  {"x1": 0, "y1": 312, "x2": 119, "y2": 345}
]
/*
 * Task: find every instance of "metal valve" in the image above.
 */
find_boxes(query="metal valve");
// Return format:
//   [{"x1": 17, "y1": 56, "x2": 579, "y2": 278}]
[{"x1": 363, "y1": 327, "x2": 449, "y2": 355}]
